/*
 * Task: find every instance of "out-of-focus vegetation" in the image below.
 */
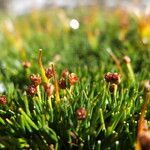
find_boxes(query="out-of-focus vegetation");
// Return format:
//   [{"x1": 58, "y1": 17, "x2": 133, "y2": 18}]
[{"x1": 0, "y1": 7, "x2": 150, "y2": 149}]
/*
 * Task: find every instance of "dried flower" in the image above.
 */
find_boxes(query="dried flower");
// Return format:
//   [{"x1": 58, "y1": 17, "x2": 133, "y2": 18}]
[
  {"x1": 123, "y1": 56, "x2": 131, "y2": 64},
  {"x1": 30, "y1": 74, "x2": 41, "y2": 86},
  {"x1": 44, "y1": 83, "x2": 54, "y2": 97},
  {"x1": 75, "y1": 107, "x2": 87, "y2": 120},
  {"x1": 27, "y1": 85, "x2": 37, "y2": 96},
  {"x1": 69, "y1": 73, "x2": 78, "y2": 85},
  {"x1": 104, "y1": 72, "x2": 120, "y2": 84},
  {"x1": 22, "y1": 61, "x2": 31, "y2": 68},
  {"x1": 58, "y1": 78, "x2": 67, "y2": 89},
  {"x1": 139, "y1": 131, "x2": 150, "y2": 150},
  {"x1": 61, "y1": 69, "x2": 69, "y2": 78},
  {"x1": 45, "y1": 67, "x2": 54, "y2": 79},
  {"x1": 0, "y1": 95, "x2": 7, "y2": 105}
]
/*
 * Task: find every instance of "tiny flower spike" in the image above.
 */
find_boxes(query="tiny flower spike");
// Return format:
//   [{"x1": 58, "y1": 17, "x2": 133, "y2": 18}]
[
  {"x1": 22, "y1": 61, "x2": 31, "y2": 69},
  {"x1": 38, "y1": 49, "x2": 49, "y2": 83},
  {"x1": 0, "y1": 95, "x2": 7, "y2": 105},
  {"x1": 75, "y1": 107, "x2": 87, "y2": 120},
  {"x1": 136, "y1": 82, "x2": 150, "y2": 150},
  {"x1": 123, "y1": 55, "x2": 135, "y2": 82},
  {"x1": 123, "y1": 56, "x2": 131, "y2": 64},
  {"x1": 61, "y1": 69, "x2": 69, "y2": 78},
  {"x1": 51, "y1": 64, "x2": 60, "y2": 103},
  {"x1": 45, "y1": 67, "x2": 54, "y2": 79},
  {"x1": 27, "y1": 85, "x2": 37, "y2": 96},
  {"x1": 69, "y1": 73, "x2": 79, "y2": 85},
  {"x1": 44, "y1": 83, "x2": 54, "y2": 97},
  {"x1": 30, "y1": 74, "x2": 41, "y2": 86},
  {"x1": 104, "y1": 72, "x2": 121, "y2": 84},
  {"x1": 58, "y1": 78, "x2": 67, "y2": 89}
]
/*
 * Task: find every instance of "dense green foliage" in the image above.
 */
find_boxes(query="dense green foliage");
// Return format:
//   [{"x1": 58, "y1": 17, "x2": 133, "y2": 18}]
[{"x1": 0, "y1": 8, "x2": 150, "y2": 149}]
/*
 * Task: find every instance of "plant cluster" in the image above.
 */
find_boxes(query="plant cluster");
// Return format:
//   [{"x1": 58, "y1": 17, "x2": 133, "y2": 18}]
[{"x1": 0, "y1": 7, "x2": 150, "y2": 150}]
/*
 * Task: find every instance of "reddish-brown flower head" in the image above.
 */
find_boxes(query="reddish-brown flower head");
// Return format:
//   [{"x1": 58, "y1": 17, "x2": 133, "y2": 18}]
[
  {"x1": 45, "y1": 67, "x2": 54, "y2": 79},
  {"x1": 0, "y1": 95, "x2": 7, "y2": 105},
  {"x1": 27, "y1": 85, "x2": 37, "y2": 96},
  {"x1": 75, "y1": 107, "x2": 87, "y2": 120},
  {"x1": 22, "y1": 61, "x2": 31, "y2": 69},
  {"x1": 104, "y1": 72, "x2": 120, "y2": 84},
  {"x1": 61, "y1": 69, "x2": 69, "y2": 78},
  {"x1": 44, "y1": 83, "x2": 54, "y2": 97},
  {"x1": 69, "y1": 73, "x2": 78, "y2": 85},
  {"x1": 30, "y1": 74, "x2": 41, "y2": 86},
  {"x1": 59, "y1": 78, "x2": 67, "y2": 89}
]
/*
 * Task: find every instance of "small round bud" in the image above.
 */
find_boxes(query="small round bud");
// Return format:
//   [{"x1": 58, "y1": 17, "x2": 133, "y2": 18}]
[
  {"x1": 0, "y1": 95, "x2": 7, "y2": 105},
  {"x1": 58, "y1": 78, "x2": 67, "y2": 89},
  {"x1": 61, "y1": 69, "x2": 69, "y2": 78},
  {"x1": 30, "y1": 74, "x2": 41, "y2": 86},
  {"x1": 75, "y1": 107, "x2": 87, "y2": 120},
  {"x1": 45, "y1": 67, "x2": 54, "y2": 79},
  {"x1": 69, "y1": 73, "x2": 78, "y2": 85},
  {"x1": 49, "y1": 144, "x2": 55, "y2": 150},
  {"x1": 123, "y1": 56, "x2": 131, "y2": 64},
  {"x1": 144, "y1": 81, "x2": 150, "y2": 92},
  {"x1": 44, "y1": 83, "x2": 54, "y2": 97},
  {"x1": 27, "y1": 85, "x2": 37, "y2": 96},
  {"x1": 22, "y1": 61, "x2": 31, "y2": 68}
]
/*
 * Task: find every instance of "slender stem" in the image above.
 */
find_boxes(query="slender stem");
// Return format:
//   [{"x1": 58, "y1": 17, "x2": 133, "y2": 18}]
[
  {"x1": 38, "y1": 49, "x2": 48, "y2": 83},
  {"x1": 97, "y1": 140, "x2": 101, "y2": 150},
  {"x1": 52, "y1": 64, "x2": 60, "y2": 103},
  {"x1": 138, "y1": 92, "x2": 150, "y2": 136},
  {"x1": 136, "y1": 88, "x2": 150, "y2": 150},
  {"x1": 76, "y1": 121, "x2": 81, "y2": 132},
  {"x1": 127, "y1": 63, "x2": 135, "y2": 82},
  {"x1": 106, "y1": 48, "x2": 124, "y2": 76},
  {"x1": 37, "y1": 85, "x2": 41, "y2": 101},
  {"x1": 48, "y1": 96, "x2": 53, "y2": 111},
  {"x1": 48, "y1": 96, "x2": 53, "y2": 122}
]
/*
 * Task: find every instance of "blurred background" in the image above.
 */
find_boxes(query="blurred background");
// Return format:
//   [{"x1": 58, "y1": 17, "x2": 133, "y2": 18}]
[{"x1": 0, "y1": 0, "x2": 150, "y2": 16}]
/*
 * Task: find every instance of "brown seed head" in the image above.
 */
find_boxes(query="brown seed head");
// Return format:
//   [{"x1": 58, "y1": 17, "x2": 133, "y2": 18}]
[
  {"x1": 69, "y1": 73, "x2": 78, "y2": 85},
  {"x1": 61, "y1": 69, "x2": 69, "y2": 78},
  {"x1": 27, "y1": 85, "x2": 37, "y2": 96},
  {"x1": 30, "y1": 74, "x2": 41, "y2": 86},
  {"x1": 0, "y1": 95, "x2": 7, "y2": 105},
  {"x1": 59, "y1": 78, "x2": 67, "y2": 89},
  {"x1": 45, "y1": 67, "x2": 54, "y2": 79},
  {"x1": 22, "y1": 61, "x2": 31, "y2": 68},
  {"x1": 44, "y1": 83, "x2": 54, "y2": 97},
  {"x1": 75, "y1": 107, "x2": 87, "y2": 120}
]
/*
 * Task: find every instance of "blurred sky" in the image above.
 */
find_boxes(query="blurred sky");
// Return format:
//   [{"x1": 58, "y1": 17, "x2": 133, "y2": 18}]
[{"x1": 0, "y1": 0, "x2": 150, "y2": 16}]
